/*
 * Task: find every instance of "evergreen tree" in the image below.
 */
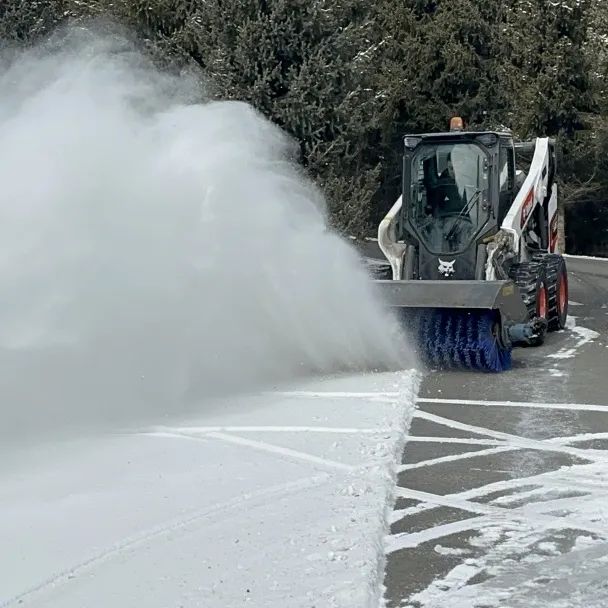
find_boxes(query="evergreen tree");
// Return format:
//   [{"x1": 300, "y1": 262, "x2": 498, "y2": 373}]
[
  {"x1": 1, "y1": 0, "x2": 606, "y2": 247},
  {"x1": 1, "y1": 0, "x2": 385, "y2": 235},
  {"x1": 503, "y1": 0, "x2": 593, "y2": 139},
  {"x1": 370, "y1": 0, "x2": 508, "y2": 222},
  {"x1": 173, "y1": 0, "x2": 382, "y2": 233},
  {"x1": 0, "y1": 0, "x2": 67, "y2": 43}
]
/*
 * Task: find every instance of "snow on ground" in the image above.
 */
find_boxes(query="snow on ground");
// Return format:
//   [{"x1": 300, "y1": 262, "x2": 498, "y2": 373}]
[
  {"x1": 394, "y1": 403, "x2": 608, "y2": 607},
  {"x1": 395, "y1": 453, "x2": 608, "y2": 608},
  {"x1": 408, "y1": 490, "x2": 608, "y2": 608},
  {"x1": 547, "y1": 315, "x2": 599, "y2": 360},
  {"x1": 0, "y1": 370, "x2": 419, "y2": 608}
]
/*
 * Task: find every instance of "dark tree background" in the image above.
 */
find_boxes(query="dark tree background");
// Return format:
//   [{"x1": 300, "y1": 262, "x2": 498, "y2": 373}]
[{"x1": 1, "y1": 0, "x2": 607, "y2": 252}]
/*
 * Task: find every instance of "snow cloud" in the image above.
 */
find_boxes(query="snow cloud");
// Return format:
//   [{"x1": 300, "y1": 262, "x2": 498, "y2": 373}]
[{"x1": 0, "y1": 29, "x2": 411, "y2": 445}]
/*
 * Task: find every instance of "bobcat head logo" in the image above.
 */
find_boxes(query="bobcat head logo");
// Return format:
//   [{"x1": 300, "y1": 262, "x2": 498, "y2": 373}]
[{"x1": 438, "y1": 258, "x2": 456, "y2": 277}]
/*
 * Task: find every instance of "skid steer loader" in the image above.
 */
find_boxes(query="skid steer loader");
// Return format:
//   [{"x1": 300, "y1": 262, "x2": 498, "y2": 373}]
[{"x1": 376, "y1": 117, "x2": 569, "y2": 372}]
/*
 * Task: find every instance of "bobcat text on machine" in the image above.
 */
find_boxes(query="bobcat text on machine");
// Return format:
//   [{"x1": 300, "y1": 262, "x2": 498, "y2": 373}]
[{"x1": 376, "y1": 117, "x2": 569, "y2": 372}]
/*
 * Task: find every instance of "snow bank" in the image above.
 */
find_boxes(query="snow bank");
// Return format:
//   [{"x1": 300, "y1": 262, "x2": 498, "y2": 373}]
[
  {"x1": 0, "y1": 370, "x2": 419, "y2": 608},
  {"x1": 0, "y1": 30, "x2": 411, "y2": 446}
]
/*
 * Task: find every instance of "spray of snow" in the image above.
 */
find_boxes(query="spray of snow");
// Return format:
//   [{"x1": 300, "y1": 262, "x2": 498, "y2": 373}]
[{"x1": 0, "y1": 30, "x2": 411, "y2": 446}]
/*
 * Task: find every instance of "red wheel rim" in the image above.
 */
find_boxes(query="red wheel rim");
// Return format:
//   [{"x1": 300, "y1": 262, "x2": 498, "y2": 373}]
[
  {"x1": 558, "y1": 272, "x2": 567, "y2": 314},
  {"x1": 538, "y1": 283, "x2": 548, "y2": 318}
]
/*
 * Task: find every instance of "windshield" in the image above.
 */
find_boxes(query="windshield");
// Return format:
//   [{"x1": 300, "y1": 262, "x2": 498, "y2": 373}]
[{"x1": 409, "y1": 142, "x2": 489, "y2": 254}]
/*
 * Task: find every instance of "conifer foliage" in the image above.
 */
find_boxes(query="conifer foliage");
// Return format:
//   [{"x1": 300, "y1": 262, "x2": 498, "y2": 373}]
[{"x1": 0, "y1": 0, "x2": 607, "y2": 247}]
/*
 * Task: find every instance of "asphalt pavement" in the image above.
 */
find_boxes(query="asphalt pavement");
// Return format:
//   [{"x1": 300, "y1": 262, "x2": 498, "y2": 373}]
[
  {"x1": 353, "y1": 240, "x2": 608, "y2": 606},
  {"x1": 381, "y1": 254, "x2": 608, "y2": 607}
]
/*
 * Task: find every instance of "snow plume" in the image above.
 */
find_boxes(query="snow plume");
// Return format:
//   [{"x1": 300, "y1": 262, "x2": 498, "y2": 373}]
[{"x1": 0, "y1": 30, "x2": 411, "y2": 445}]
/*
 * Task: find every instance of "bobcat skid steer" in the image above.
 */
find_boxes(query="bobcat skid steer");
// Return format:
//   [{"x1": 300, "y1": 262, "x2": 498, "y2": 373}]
[{"x1": 376, "y1": 118, "x2": 568, "y2": 372}]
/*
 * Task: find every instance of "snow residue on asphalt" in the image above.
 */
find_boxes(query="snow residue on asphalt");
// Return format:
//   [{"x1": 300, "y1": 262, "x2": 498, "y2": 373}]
[
  {"x1": 433, "y1": 546, "x2": 472, "y2": 557},
  {"x1": 0, "y1": 370, "x2": 419, "y2": 608},
  {"x1": 547, "y1": 315, "x2": 599, "y2": 360},
  {"x1": 402, "y1": 457, "x2": 608, "y2": 608},
  {"x1": 0, "y1": 30, "x2": 412, "y2": 448}
]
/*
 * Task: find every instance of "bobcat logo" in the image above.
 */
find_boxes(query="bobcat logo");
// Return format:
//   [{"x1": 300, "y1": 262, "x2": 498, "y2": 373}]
[{"x1": 438, "y1": 258, "x2": 456, "y2": 277}]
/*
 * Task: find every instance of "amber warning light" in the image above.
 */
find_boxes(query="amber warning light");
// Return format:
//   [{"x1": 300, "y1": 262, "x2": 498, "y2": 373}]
[{"x1": 450, "y1": 117, "x2": 464, "y2": 132}]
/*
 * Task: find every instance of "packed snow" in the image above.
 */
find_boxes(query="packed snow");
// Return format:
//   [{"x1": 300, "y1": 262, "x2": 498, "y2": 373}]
[{"x1": 1, "y1": 372, "x2": 418, "y2": 608}]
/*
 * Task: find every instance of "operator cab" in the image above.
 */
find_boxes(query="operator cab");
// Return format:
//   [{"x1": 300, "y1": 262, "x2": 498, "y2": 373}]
[
  {"x1": 399, "y1": 118, "x2": 517, "y2": 279},
  {"x1": 410, "y1": 139, "x2": 489, "y2": 254}
]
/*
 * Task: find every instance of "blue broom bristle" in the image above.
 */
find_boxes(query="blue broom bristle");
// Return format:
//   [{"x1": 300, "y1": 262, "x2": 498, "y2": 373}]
[{"x1": 409, "y1": 309, "x2": 512, "y2": 373}]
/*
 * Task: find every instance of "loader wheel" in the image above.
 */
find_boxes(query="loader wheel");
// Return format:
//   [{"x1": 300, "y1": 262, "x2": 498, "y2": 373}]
[
  {"x1": 533, "y1": 253, "x2": 569, "y2": 331},
  {"x1": 508, "y1": 261, "x2": 548, "y2": 346}
]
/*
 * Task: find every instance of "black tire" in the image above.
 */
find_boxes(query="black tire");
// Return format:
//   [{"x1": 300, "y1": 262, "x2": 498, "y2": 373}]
[
  {"x1": 508, "y1": 261, "x2": 549, "y2": 346},
  {"x1": 532, "y1": 253, "x2": 569, "y2": 331}
]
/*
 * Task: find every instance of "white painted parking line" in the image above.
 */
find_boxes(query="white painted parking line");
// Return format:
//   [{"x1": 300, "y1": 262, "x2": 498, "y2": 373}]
[
  {"x1": 397, "y1": 446, "x2": 515, "y2": 472},
  {"x1": 397, "y1": 465, "x2": 608, "y2": 516},
  {"x1": 385, "y1": 516, "x2": 489, "y2": 553},
  {"x1": 550, "y1": 431, "x2": 608, "y2": 445},
  {"x1": 266, "y1": 394, "x2": 608, "y2": 413},
  {"x1": 397, "y1": 487, "x2": 504, "y2": 516},
  {"x1": 416, "y1": 410, "x2": 603, "y2": 462},
  {"x1": 148, "y1": 430, "x2": 356, "y2": 472},
  {"x1": 205, "y1": 431, "x2": 357, "y2": 472},
  {"x1": 146, "y1": 425, "x2": 393, "y2": 434},
  {"x1": 388, "y1": 484, "x2": 608, "y2": 554},
  {"x1": 272, "y1": 390, "x2": 398, "y2": 399},
  {"x1": 403, "y1": 436, "x2": 505, "y2": 446},
  {"x1": 395, "y1": 487, "x2": 608, "y2": 541},
  {"x1": 417, "y1": 397, "x2": 608, "y2": 413}
]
